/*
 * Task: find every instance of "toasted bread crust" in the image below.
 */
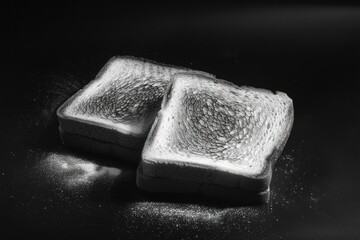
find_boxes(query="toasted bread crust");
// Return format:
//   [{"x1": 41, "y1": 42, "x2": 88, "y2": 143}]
[
  {"x1": 137, "y1": 163, "x2": 270, "y2": 204},
  {"x1": 59, "y1": 128, "x2": 142, "y2": 164},
  {"x1": 58, "y1": 101, "x2": 149, "y2": 147}
]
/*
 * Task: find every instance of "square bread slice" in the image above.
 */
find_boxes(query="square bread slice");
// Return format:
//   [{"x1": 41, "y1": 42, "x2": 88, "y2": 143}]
[
  {"x1": 57, "y1": 56, "x2": 213, "y2": 163},
  {"x1": 137, "y1": 73, "x2": 294, "y2": 203}
]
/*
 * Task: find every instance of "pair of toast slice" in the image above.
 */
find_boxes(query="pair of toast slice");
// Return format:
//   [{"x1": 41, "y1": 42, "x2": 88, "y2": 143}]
[{"x1": 57, "y1": 56, "x2": 294, "y2": 204}]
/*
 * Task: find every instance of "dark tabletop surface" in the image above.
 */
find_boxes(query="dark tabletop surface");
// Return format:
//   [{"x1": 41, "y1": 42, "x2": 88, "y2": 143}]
[{"x1": 2, "y1": 3, "x2": 360, "y2": 240}]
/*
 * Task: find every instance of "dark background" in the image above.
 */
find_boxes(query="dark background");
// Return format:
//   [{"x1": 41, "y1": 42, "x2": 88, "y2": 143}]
[{"x1": 2, "y1": 2, "x2": 360, "y2": 240}]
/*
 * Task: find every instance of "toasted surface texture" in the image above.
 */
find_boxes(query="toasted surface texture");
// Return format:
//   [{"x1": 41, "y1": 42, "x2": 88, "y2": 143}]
[
  {"x1": 57, "y1": 56, "x2": 212, "y2": 152},
  {"x1": 140, "y1": 73, "x2": 294, "y2": 193}
]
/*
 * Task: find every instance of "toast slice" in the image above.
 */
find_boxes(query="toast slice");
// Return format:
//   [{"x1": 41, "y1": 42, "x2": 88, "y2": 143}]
[
  {"x1": 138, "y1": 73, "x2": 294, "y2": 202},
  {"x1": 57, "y1": 56, "x2": 213, "y2": 163}
]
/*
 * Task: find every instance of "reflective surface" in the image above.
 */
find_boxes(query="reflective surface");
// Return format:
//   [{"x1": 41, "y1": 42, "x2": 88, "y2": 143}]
[{"x1": 3, "y1": 4, "x2": 360, "y2": 240}]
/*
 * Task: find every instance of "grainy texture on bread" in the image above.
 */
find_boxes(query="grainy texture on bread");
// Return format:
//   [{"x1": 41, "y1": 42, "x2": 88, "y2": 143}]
[
  {"x1": 138, "y1": 73, "x2": 294, "y2": 200},
  {"x1": 57, "y1": 56, "x2": 213, "y2": 162}
]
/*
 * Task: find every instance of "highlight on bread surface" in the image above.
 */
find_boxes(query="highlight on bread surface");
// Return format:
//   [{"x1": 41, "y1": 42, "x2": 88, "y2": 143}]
[
  {"x1": 139, "y1": 73, "x2": 294, "y2": 200},
  {"x1": 57, "y1": 56, "x2": 213, "y2": 161},
  {"x1": 60, "y1": 56, "x2": 213, "y2": 136}
]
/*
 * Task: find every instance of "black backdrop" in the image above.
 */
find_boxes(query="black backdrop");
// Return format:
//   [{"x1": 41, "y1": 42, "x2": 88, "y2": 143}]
[{"x1": 2, "y1": 3, "x2": 360, "y2": 240}]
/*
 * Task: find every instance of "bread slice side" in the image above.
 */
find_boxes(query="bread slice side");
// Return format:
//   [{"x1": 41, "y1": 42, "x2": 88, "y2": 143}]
[
  {"x1": 141, "y1": 73, "x2": 294, "y2": 192},
  {"x1": 136, "y1": 162, "x2": 270, "y2": 204},
  {"x1": 57, "y1": 56, "x2": 214, "y2": 149}
]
